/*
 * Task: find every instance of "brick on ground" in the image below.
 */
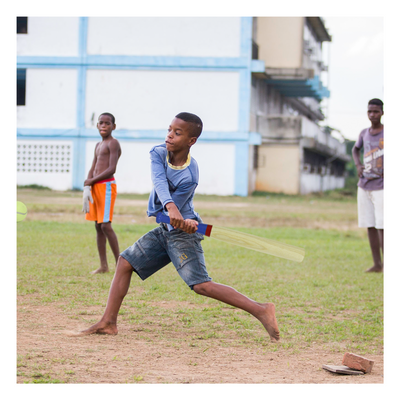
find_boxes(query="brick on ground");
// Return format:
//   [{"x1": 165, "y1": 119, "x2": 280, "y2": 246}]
[{"x1": 342, "y1": 352, "x2": 374, "y2": 373}]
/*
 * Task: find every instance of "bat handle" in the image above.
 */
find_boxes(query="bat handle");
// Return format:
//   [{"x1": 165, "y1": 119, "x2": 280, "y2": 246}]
[
  {"x1": 156, "y1": 212, "x2": 211, "y2": 236},
  {"x1": 156, "y1": 212, "x2": 171, "y2": 224}
]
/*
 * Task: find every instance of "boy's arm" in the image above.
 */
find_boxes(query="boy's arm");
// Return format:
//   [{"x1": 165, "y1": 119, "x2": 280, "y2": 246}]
[
  {"x1": 84, "y1": 140, "x2": 120, "y2": 186},
  {"x1": 150, "y1": 148, "x2": 197, "y2": 232},
  {"x1": 85, "y1": 144, "x2": 98, "y2": 182},
  {"x1": 150, "y1": 149, "x2": 174, "y2": 208},
  {"x1": 164, "y1": 183, "x2": 198, "y2": 230},
  {"x1": 352, "y1": 134, "x2": 364, "y2": 178},
  {"x1": 352, "y1": 146, "x2": 364, "y2": 178},
  {"x1": 164, "y1": 202, "x2": 185, "y2": 230},
  {"x1": 82, "y1": 145, "x2": 97, "y2": 212}
]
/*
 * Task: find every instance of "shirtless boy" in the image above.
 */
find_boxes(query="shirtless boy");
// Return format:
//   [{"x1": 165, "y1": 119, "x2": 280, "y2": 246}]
[
  {"x1": 74, "y1": 112, "x2": 280, "y2": 342},
  {"x1": 83, "y1": 113, "x2": 122, "y2": 274}
]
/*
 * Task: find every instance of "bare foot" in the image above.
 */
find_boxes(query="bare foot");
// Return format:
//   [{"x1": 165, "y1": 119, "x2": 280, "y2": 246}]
[
  {"x1": 65, "y1": 321, "x2": 118, "y2": 337},
  {"x1": 91, "y1": 267, "x2": 109, "y2": 274},
  {"x1": 365, "y1": 265, "x2": 383, "y2": 273},
  {"x1": 257, "y1": 303, "x2": 280, "y2": 342}
]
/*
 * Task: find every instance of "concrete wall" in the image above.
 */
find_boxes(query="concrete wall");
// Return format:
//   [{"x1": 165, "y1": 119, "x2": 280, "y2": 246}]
[
  {"x1": 300, "y1": 173, "x2": 345, "y2": 194},
  {"x1": 191, "y1": 143, "x2": 236, "y2": 195},
  {"x1": 84, "y1": 140, "x2": 236, "y2": 195},
  {"x1": 250, "y1": 78, "x2": 295, "y2": 133},
  {"x1": 255, "y1": 144, "x2": 346, "y2": 195},
  {"x1": 302, "y1": 19, "x2": 323, "y2": 74},
  {"x1": 17, "y1": 69, "x2": 78, "y2": 128},
  {"x1": 87, "y1": 17, "x2": 241, "y2": 58},
  {"x1": 84, "y1": 70, "x2": 240, "y2": 132},
  {"x1": 253, "y1": 114, "x2": 348, "y2": 194},
  {"x1": 17, "y1": 140, "x2": 73, "y2": 191},
  {"x1": 255, "y1": 145, "x2": 300, "y2": 194},
  {"x1": 17, "y1": 17, "x2": 258, "y2": 196},
  {"x1": 17, "y1": 17, "x2": 80, "y2": 56},
  {"x1": 256, "y1": 17, "x2": 304, "y2": 69},
  {"x1": 247, "y1": 145, "x2": 257, "y2": 195}
]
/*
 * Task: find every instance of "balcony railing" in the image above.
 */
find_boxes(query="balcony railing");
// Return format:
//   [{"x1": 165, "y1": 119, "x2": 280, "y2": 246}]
[{"x1": 256, "y1": 114, "x2": 348, "y2": 159}]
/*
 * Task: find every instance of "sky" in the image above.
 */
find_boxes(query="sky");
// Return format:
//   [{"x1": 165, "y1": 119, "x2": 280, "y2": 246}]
[{"x1": 321, "y1": 17, "x2": 384, "y2": 141}]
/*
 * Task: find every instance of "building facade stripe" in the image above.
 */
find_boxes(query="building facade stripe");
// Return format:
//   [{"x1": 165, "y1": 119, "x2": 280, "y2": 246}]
[
  {"x1": 73, "y1": 17, "x2": 89, "y2": 189},
  {"x1": 234, "y1": 17, "x2": 253, "y2": 196}
]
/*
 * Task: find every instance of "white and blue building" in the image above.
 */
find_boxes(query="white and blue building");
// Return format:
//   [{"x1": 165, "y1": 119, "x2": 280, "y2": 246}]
[{"x1": 17, "y1": 17, "x2": 345, "y2": 195}]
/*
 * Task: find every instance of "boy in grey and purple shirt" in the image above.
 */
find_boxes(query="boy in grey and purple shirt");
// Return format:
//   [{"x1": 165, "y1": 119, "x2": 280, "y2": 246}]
[{"x1": 352, "y1": 98, "x2": 384, "y2": 273}]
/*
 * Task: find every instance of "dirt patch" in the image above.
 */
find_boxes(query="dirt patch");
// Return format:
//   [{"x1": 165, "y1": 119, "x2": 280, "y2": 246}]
[
  {"x1": 18, "y1": 190, "x2": 377, "y2": 384},
  {"x1": 17, "y1": 302, "x2": 383, "y2": 384},
  {"x1": 25, "y1": 212, "x2": 360, "y2": 231},
  {"x1": 19, "y1": 190, "x2": 359, "y2": 231}
]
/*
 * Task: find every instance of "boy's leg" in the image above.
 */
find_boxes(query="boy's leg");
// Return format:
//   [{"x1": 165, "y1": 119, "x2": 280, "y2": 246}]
[
  {"x1": 366, "y1": 227, "x2": 383, "y2": 272},
  {"x1": 193, "y1": 281, "x2": 280, "y2": 342},
  {"x1": 72, "y1": 227, "x2": 171, "y2": 336},
  {"x1": 358, "y1": 188, "x2": 384, "y2": 273},
  {"x1": 379, "y1": 229, "x2": 384, "y2": 254},
  {"x1": 101, "y1": 181, "x2": 119, "y2": 263},
  {"x1": 75, "y1": 256, "x2": 133, "y2": 335},
  {"x1": 102, "y1": 222, "x2": 120, "y2": 262},
  {"x1": 167, "y1": 227, "x2": 279, "y2": 342},
  {"x1": 93, "y1": 222, "x2": 109, "y2": 274},
  {"x1": 92, "y1": 222, "x2": 120, "y2": 274}
]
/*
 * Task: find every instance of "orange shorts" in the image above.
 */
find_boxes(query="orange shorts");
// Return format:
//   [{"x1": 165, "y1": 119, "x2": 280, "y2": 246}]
[{"x1": 85, "y1": 178, "x2": 117, "y2": 224}]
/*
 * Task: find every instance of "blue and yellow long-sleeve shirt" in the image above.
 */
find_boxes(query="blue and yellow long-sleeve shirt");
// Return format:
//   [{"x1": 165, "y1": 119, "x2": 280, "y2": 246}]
[{"x1": 147, "y1": 144, "x2": 199, "y2": 230}]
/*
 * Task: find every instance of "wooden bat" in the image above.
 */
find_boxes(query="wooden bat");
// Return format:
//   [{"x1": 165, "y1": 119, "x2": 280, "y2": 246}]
[{"x1": 156, "y1": 213, "x2": 305, "y2": 262}]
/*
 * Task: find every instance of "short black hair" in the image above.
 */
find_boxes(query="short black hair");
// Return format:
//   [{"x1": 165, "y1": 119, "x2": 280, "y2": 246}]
[
  {"x1": 368, "y1": 98, "x2": 383, "y2": 111},
  {"x1": 175, "y1": 112, "x2": 203, "y2": 138},
  {"x1": 99, "y1": 112, "x2": 115, "y2": 124}
]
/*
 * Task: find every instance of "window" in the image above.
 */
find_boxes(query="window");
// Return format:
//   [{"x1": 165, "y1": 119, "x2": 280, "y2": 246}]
[
  {"x1": 17, "y1": 69, "x2": 26, "y2": 106},
  {"x1": 17, "y1": 17, "x2": 28, "y2": 34},
  {"x1": 303, "y1": 148, "x2": 346, "y2": 177},
  {"x1": 17, "y1": 143, "x2": 72, "y2": 173}
]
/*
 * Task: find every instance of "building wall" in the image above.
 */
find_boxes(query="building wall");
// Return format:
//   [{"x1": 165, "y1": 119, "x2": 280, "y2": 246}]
[
  {"x1": 300, "y1": 173, "x2": 345, "y2": 194},
  {"x1": 250, "y1": 17, "x2": 343, "y2": 195},
  {"x1": 255, "y1": 145, "x2": 300, "y2": 194},
  {"x1": 302, "y1": 19, "x2": 324, "y2": 74},
  {"x1": 84, "y1": 70, "x2": 240, "y2": 132},
  {"x1": 17, "y1": 17, "x2": 259, "y2": 196},
  {"x1": 256, "y1": 17, "x2": 304, "y2": 68},
  {"x1": 247, "y1": 145, "x2": 258, "y2": 195},
  {"x1": 252, "y1": 113, "x2": 348, "y2": 194},
  {"x1": 87, "y1": 17, "x2": 241, "y2": 58},
  {"x1": 17, "y1": 17, "x2": 80, "y2": 56},
  {"x1": 191, "y1": 143, "x2": 236, "y2": 195},
  {"x1": 17, "y1": 139, "x2": 73, "y2": 190},
  {"x1": 84, "y1": 140, "x2": 237, "y2": 195},
  {"x1": 17, "y1": 69, "x2": 78, "y2": 128}
]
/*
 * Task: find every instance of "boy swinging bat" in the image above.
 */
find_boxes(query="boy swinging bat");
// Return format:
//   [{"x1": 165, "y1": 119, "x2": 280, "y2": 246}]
[{"x1": 71, "y1": 112, "x2": 280, "y2": 342}]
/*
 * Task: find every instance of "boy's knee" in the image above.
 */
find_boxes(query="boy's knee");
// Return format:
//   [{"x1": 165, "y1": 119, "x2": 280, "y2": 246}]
[
  {"x1": 116, "y1": 256, "x2": 132, "y2": 272},
  {"x1": 193, "y1": 281, "x2": 212, "y2": 296},
  {"x1": 100, "y1": 222, "x2": 113, "y2": 233}
]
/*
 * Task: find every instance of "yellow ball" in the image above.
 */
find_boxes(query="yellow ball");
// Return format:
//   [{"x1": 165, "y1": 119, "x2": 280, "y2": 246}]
[{"x1": 17, "y1": 201, "x2": 28, "y2": 222}]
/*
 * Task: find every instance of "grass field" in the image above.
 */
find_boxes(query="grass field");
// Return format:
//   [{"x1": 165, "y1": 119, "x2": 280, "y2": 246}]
[{"x1": 16, "y1": 188, "x2": 383, "y2": 384}]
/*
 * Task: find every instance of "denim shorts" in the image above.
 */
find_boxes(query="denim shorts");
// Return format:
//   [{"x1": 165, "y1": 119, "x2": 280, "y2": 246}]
[{"x1": 120, "y1": 221, "x2": 212, "y2": 290}]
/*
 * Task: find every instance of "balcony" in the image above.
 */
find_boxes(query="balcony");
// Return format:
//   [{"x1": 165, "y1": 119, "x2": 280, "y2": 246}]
[
  {"x1": 265, "y1": 74, "x2": 330, "y2": 101},
  {"x1": 255, "y1": 114, "x2": 350, "y2": 162},
  {"x1": 252, "y1": 62, "x2": 330, "y2": 101}
]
